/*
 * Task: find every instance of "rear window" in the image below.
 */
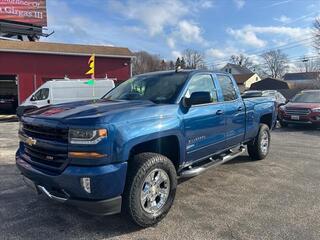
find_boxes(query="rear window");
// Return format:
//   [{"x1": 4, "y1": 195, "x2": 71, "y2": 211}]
[{"x1": 217, "y1": 75, "x2": 238, "y2": 101}]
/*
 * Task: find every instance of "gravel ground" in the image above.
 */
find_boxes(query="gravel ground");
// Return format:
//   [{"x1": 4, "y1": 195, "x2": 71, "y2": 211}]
[{"x1": 0, "y1": 122, "x2": 319, "y2": 240}]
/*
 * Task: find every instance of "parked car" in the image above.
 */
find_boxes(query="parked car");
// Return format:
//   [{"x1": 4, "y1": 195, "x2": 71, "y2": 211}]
[
  {"x1": 0, "y1": 95, "x2": 18, "y2": 113},
  {"x1": 16, "y1": 70, "x2": 276, "y2": 227},
  {"x1": 16, "y1": 79, "x2": 115, "y2": 118},
  {"x1": 242, "y1": 90, "x2": 286, "y2": 107},
  {"x1": 278, "y1": 90, "x2": 320, "y2": 127}
]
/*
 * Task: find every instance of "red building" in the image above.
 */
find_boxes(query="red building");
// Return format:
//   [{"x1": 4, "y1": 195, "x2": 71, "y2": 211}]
[{"x1": 0, "y1": 41, "x2": 133, "y2": 104}]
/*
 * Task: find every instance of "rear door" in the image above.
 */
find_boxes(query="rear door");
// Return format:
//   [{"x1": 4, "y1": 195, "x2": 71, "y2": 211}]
[
  {"x1": 183, "y1": 73, "x2": 226, "y2": 163},
  {"x1": 216, "y1": 74, "x2": 246, "y2": 147}
]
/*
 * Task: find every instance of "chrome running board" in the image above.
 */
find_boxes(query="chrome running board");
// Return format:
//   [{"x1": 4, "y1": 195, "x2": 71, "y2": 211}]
[{"x1": 179, "y1": 146, "x2": 246, "y2": 178}]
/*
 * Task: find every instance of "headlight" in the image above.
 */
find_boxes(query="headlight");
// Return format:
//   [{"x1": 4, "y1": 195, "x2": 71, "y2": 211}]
[
  {"x1": 312, "y1": 108, "x2": 320, "y2": 113},
  {"x1": 69, "y1": 129, "x2": 107, "y2": 144}
]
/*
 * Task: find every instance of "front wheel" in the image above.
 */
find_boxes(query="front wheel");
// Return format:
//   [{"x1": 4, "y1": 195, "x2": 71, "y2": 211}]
[
  {"x1": 247, "y1": 124, "x2": 271, "y2": 160},
  {"x1": 123, "y1": 153, "x2": 177, "y2": 227}
]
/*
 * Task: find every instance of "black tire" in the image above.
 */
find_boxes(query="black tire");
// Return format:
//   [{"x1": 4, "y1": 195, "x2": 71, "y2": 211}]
[
  {"x1": 123, "y1": 152, "x2": 177, "y2": 227},
  {"x1": 247, "y1": 124, "x2": 271, "y2": 160}
]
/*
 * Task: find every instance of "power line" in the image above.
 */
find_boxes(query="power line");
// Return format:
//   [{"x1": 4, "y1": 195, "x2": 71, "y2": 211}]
[{"x1": 204, "y1": 36, "x2": 317, "y2": 67}]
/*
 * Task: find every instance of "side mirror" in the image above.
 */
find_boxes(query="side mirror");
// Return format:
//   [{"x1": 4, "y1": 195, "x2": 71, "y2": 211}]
[
  {"x1": 184, "y1": 91, "x2": 211, "y2": 108},
  {"x1": 30, "y1": 96, "x2": 35, "y2": 101},
  {"x1": 285, "y1": 99, "x2": 290, "y2": 104}
]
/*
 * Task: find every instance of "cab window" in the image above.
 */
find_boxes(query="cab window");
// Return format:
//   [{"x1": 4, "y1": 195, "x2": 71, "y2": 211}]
[
  {"x1": 32, "y1": 88, "x2": 49, "y2": 101},
  {"x1": 217, "y1": 75, "x2": 238, "y2": 101},
  {"x1": 185, "y1": 74, "x2": 218, "y2": 103}
]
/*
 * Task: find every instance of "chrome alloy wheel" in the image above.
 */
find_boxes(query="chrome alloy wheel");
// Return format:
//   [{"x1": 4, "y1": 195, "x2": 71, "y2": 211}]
[
  {"x1": 140, "y1": 168, "x2": 170, "y2": 214},
  {"x1": 260, "y1": 131, "x2": 269, "y2": 154}
]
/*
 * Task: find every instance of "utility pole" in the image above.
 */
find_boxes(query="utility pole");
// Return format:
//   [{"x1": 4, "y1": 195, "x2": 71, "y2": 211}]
[{"x1": 302, "y1": 58, "x2": 309, "y2": 72}]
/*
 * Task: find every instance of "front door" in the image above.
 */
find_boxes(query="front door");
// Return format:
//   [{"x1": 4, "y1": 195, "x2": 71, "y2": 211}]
[{"x1": 183, "y1": 74, "x2": 226, "y2": 163}]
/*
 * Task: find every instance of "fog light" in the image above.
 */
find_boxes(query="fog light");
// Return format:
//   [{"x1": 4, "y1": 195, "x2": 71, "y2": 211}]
[{"x1": 80, "y1": 177, "x2": 91, "y2": 193}]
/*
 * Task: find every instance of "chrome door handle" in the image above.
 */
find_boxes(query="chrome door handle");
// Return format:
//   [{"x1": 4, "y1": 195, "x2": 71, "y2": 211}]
[
  {"x1": 238, "y1": 106, "x2": 243, "y2": 111},
  {"x1": 216, "y1": 110, "x2": 224, "y2": 115}
]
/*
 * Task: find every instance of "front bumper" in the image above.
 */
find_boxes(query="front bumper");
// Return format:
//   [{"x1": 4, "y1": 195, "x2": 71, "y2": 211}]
[
  {"x1": 16, "y1": 154, "x2": 127, "y2": 215},
  {"x1": 279, "y1": 112, "x2": 320, "y2": 125}
]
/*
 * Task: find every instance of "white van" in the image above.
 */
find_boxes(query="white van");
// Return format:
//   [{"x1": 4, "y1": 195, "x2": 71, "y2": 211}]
[{"x1": 17, "y1": 78, "x2": 115, "y2": 117}]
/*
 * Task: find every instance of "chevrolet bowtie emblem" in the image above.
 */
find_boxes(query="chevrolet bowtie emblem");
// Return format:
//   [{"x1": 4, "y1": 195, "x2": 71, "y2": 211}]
[{"x1": 26, "y1": 137, "x2": 37, "y2": 146}]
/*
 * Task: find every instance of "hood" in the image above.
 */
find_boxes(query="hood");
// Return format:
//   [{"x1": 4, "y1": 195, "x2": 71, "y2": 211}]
[
  {"x1": 286, "y1": 102, "x2": 320, "y2": 109},
  {"x1": 24, "y1": 99, "x2": 159, "y2": 123}
]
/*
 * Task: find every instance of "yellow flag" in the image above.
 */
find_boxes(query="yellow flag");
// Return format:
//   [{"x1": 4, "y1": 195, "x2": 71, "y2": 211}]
[{"x1": 86, "y1": 54, "x2": 95, "y2": 76}]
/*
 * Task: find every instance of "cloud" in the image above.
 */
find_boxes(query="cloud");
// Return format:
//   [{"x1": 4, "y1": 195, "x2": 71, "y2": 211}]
[
  {"x1": 245, "y1": 25, "x2": 311, "y2": 40},
  {"x1": 177, "y1": 20, "x2": 204, "y2": 43},
  {"x1": 227, "y1": 24, "x2": 311, "y2": 48},
  {"x1": 172, "y1": 50, "x2": 182, "y2": 59},
  {"x1": 199, "y1": 0, "x2": 214, "y2": 9},
  {"x1": 206, "y1": 48, "x2": 226, "y2": 58},
  {"x1": 166, "y1": 37, "x2": 176, "y2": 48},
  {"x1": 227, "y1": 27, "x2": 266, "y2": 48},
  {"x1": 233, "y1": 0, "x2": 245, "y2": 9},
  {"x1": 274, "y1": 15, "x2": 291, "y2": 24},
  {"x1": 108, "y1": 0, "x2": 188, "y2": 36},
  {"x1": 263, "y1": 0, "x2": 293, "y2": 8}
]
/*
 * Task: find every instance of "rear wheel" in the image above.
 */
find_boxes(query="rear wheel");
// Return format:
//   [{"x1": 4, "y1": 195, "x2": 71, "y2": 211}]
[
  {"x1": 123, "y1": 152, "x2": 177, "y2": 227},
  {"x1": 247, "y1": 124, "x2": 270, "y2": 160}
]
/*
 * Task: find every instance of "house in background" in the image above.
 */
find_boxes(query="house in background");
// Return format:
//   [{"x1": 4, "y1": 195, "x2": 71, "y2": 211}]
[
  {"x1": 283, "y1": 72, "x2": 320, "y2": 89},
  {"x1": 221, "y1": 63, "x2": 253, "y2": 75},
  {"x1": 233, "y1": 73, "x2": 261, "y2": 92}
]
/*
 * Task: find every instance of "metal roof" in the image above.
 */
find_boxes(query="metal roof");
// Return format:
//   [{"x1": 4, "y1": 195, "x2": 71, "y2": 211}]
[
  {"x1": 0, "y1": 40, "x2": 133, "y2": 58},
  {"x1": 283, "y1": 72, "x2": 320, "y2": 81}
]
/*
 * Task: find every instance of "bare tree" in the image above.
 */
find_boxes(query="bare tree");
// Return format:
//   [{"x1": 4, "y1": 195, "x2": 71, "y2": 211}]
[
  {"x1": 261, "y1": 50, "x2": 289, "y2": 79},
  {"x1": 297, "y1": 58, "x2": 320, "y2": 72},
  {"x1": 313, "y1": 17, "x2": 320, "y2": 53},
  {"x1": 182, "y1": 49, "x2": 206, "y2": 69},
  {"x1": 168, "y1": 61, "x2": 175, "y2": 70},
  {"x1": 132, "y1": 51, "x2": 163, "y2": 75},
  {"x1": 229, "y1": 54, "x2": 254, "y2": 69}
]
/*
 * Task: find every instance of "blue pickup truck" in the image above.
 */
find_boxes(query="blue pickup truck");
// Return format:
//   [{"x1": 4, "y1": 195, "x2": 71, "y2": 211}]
[{"x1": 16, "y1": 70, "x2": 276, "y2": 227}]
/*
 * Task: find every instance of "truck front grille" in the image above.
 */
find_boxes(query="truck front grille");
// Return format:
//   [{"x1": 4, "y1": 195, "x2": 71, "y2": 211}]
[
  {"x1": 285, "y1": 108, "x2": 310, "y2": 116},
  {"x1": 23, "y1": 123, "x2": 68, "y2": 143},
  {"x1": 21, "y1": 123, "x2": 69, "y2": 172},
  {"x1": 24, "y1": 144, "x2": 67, "y2": 169}
]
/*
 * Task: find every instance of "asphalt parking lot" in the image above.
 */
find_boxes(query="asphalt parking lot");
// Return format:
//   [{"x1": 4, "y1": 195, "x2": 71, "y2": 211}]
[{"x1": 0, "y1": 122, "x2": 319, "y2": 240}]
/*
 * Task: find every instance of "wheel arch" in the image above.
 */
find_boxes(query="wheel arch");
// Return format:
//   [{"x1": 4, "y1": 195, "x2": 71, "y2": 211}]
[{"x1": 125, "y1": 134, "x2": 184, "y2": 171}]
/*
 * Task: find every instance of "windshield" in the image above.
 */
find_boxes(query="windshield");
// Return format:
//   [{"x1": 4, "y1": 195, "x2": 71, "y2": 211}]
[
  {"x1": 103, "y1": 72, "x2": 189, "y2": 104},
  {"x1": 291, "y1": 92, "x2": 320, "y2": 103}
]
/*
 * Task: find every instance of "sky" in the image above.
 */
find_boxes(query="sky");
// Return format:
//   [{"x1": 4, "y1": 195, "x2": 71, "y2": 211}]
[{"x1": 45, "y1": 0, "x2": 320, "y2": 70}]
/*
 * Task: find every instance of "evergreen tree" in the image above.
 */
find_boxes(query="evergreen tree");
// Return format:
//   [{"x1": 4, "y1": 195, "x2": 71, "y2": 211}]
[{"x1": 175, "y1": 57, "x2": 181, "y2": 68}]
